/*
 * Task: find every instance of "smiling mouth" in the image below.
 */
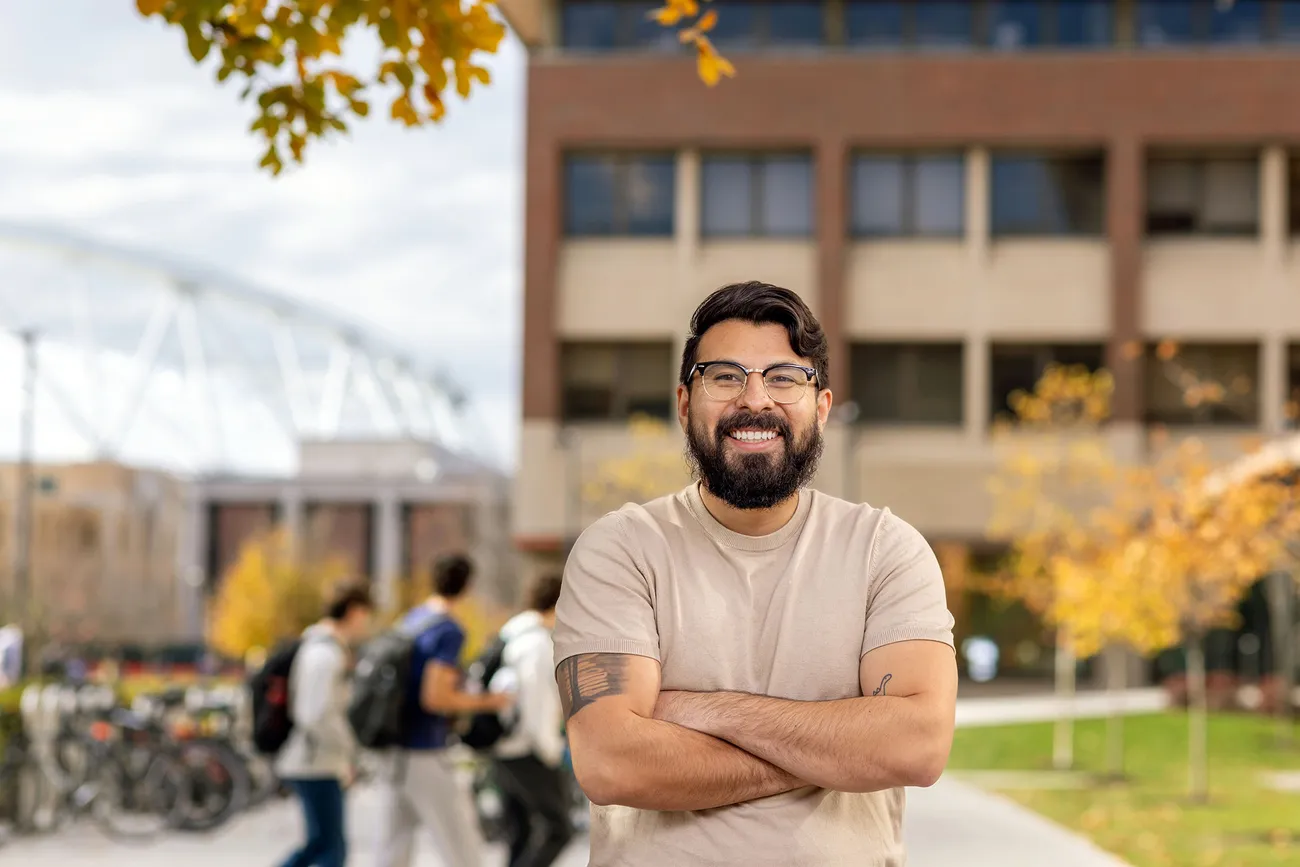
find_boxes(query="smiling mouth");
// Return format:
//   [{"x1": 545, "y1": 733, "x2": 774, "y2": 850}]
[{"x1": 728, "y1": 428, "x2": 781, "y2": 444}]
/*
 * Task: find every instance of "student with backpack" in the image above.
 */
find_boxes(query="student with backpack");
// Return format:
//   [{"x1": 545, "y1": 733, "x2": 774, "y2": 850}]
[
  {"x1": 370, "y1": 553, "x2": 513, "y2": 867},
  {"x1": 271, "y1": 581, "x2": 375, "y2": 867},
  {"x1": 485, "y1": 574, "x2": 573, "y2": 867}
]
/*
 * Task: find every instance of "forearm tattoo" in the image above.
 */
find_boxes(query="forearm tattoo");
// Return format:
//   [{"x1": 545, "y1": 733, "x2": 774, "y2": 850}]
[
  {"x1": 557, "y1": 653, "x2": 629, "y2": 720},
  {"x1": 871, "y1": 673, "x2": 892, "y2": 696}
]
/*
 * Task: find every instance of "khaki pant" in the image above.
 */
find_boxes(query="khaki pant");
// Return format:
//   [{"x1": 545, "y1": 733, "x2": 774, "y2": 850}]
[{"x1": 374, "y1": 750, "x2": 484, "y2": 867}]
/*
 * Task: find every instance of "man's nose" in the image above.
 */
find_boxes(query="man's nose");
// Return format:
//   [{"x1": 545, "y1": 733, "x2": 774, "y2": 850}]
[{"x1": 736, "y1": 371, "x2": 776, "y2": 412}]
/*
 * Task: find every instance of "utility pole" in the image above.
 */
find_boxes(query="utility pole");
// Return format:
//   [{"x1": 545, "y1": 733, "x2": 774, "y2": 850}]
[{"x1": 13, "y1": 329, "x2": 37, "y2": 674}]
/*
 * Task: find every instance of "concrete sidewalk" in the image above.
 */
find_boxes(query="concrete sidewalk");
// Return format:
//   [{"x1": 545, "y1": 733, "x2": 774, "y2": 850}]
[
  {"x1": 8, "y1": 774, "x2": 1132, "y2": 867},
  {"x1": 7, "y1": 689, "x2": 1155, "y2": 866}
]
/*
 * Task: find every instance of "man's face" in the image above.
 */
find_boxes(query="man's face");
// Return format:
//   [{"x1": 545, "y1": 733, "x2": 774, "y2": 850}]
[
  {"x1": 341, "y1": 606, "x2": 374, "y2": 645},
  {"x1": 677, "y1": 320, "x2": 832, "y2": 510}
]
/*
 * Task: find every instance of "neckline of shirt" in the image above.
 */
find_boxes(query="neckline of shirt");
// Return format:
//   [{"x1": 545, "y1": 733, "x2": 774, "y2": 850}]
[{"x1": 683, "y1": 480, "x2": 814, "y2": 553}]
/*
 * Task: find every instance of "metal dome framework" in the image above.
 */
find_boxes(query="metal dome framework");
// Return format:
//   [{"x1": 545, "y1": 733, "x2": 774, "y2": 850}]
[{"x1": 0, "y1": 221, "x2": 490, "y2": 477}]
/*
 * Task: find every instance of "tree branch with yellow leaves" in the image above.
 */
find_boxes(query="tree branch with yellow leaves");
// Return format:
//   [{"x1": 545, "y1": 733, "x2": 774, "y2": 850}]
[{"x1": 137, "y1": 0, "x2": 734, "y2": 176}]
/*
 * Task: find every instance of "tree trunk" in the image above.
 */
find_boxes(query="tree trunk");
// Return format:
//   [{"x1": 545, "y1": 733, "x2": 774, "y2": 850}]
[
  {"x1": 1186, "y1": 634, "x2": 1210, "y2": 803},
  {"x1": 1269, "y1": 570, "x2": 1296, "y2": 748},
  {"x1": 1053, "y1": 632, "x2": 1076, "y2": 771},
  {"x1": 1104, "y1": 645, "x2": 1128, "y2": 782}
]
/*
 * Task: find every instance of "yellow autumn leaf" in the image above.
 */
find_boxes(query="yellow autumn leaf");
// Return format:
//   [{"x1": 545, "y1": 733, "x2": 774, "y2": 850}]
[{"x1": 696, "y1": 37, "x2": 736, "y2": 86}]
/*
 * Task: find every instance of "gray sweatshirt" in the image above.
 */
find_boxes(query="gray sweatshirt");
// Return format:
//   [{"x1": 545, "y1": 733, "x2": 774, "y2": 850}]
[{"x1": 274, "y1": 624, "x2": 358, "y2": 780}]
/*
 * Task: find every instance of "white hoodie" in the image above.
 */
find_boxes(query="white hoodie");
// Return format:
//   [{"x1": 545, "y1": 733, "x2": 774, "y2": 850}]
[{"x1": 489, "y1": 610, "x2": 566, "y2": 767}]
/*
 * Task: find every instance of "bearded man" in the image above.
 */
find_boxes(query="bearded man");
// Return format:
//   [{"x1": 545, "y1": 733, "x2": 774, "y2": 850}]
[{"x1": 552, "y1": 281, "x2": 957, "y2": 867}]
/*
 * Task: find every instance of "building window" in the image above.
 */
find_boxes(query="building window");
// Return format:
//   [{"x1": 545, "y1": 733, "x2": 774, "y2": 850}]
[
  {"x1": 1146, "y1": 342, "x2": 1260, "y2": 426},
  {"x1": 1286, "y1": 344, "x2": 1300, "y2": 427},
  {"x1": 1146, "y1": 155, "x2": 1259, "y2": 236},
  {"x1": 701, "y1": 153, "x2": 814, "y2": 237},
  {"x1": 560, "y1": 341, "x2": 674, "y2": 422},
  {"x1": 989, "y1": 343, "x2": 1106, "y2": 423},
  {"x1": 986, "y1": 1, "x2": 1114, "y2": 49},
  {"x1": 844, "y1": 1, "x2": 1113, "y2": 50},
  {"x1": 990, "y1": 153, "x2": 1106, "y2": 236},
  {"x1": 560, "y1": 1, "x2": 688, "y2": 51},
  {"x1": 1137, "y1": 0, "x2": 1267, "y2": 46},
  {"x1": 706, "y1": 1, "x2": 827, "y2": 49},
  {"x1": 850, "y1": 153, "x2": 965, "y2": 237},
  {"x1": 1286, "y1": 154, "x2": 1300, "y2": 235},
  {"x1": 851, "y1": 342, "x2": 965, "y2": 425},
  {"x1": 564, "y1": 153, "x2": 676, "y2": 237}
]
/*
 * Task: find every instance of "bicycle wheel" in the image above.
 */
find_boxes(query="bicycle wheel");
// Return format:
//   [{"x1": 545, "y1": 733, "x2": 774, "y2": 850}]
[
  {"x1": 89, "y1": 749, "x2": 191, "y2": 843},
  {"x1": 170, "y1": 739, "x2": 252, "y2": 833}
]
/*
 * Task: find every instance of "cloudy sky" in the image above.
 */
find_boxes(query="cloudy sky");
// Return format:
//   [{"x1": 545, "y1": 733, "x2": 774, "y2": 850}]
[{"x1": 0, "y1": 1, "x2": 526, "y2": 473}]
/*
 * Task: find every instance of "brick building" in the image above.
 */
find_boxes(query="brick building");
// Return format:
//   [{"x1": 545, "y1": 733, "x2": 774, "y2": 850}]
[{"x1": 500, "y1": 0, "x2": 1300, "y2": 675}]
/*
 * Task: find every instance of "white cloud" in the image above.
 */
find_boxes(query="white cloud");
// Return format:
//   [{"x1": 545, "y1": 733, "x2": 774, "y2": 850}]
[{"x1": 0, "y1": 1, "x2": 525, "y2": 472}]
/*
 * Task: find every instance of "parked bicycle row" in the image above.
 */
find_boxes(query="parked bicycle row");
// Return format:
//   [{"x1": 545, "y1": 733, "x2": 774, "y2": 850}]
[{"x1": 0, "y1": 681, "x2": 280, "y2": 847}]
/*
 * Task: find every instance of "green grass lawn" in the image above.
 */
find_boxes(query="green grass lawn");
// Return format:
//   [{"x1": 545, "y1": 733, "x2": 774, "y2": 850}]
[{"x1": 947, "y1": 712, "x2": 1300, "y2": 867}]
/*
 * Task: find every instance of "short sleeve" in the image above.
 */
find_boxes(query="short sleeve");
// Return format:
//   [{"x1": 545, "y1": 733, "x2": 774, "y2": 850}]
[
  {"x1": 419, "y1": 621, "x2": 465, "y2": 668},
  {"x1": 552, "y1": 510, "x2": 661, "y2": 669},
  {"x1": 861, "y1": 511, "x2": 956, "y2": 658}
]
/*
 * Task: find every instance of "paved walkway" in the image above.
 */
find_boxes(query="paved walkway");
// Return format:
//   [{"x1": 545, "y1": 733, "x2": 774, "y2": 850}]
[
  {"x1": 7, "y1": 776, "x2": 1133, "y2": 867},
  {"x1": 8, "y1": 689, "x2": 1159, "y2": 865}
]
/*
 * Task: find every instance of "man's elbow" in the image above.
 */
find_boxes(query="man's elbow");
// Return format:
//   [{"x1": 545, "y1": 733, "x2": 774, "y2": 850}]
[
  {"x1": 571, "y1": 751, "x2": 631, "y2": 807},
  {"x1": 900, "y1": 729, "x2": 952, "y2": 788}
]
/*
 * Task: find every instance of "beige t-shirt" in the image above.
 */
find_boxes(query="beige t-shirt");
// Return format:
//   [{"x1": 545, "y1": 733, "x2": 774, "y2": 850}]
[{"x1": 553, "y1": 482, "x2": 956, "y2": 867}]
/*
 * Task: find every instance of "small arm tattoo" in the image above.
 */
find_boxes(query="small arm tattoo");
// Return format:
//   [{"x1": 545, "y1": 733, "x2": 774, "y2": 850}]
[
  {"x1": 557, "y1": 653, "x2": 629, "y2": 720},
  {"x1": 871, "y1": 673, "x2": 892, "y2": 696}
]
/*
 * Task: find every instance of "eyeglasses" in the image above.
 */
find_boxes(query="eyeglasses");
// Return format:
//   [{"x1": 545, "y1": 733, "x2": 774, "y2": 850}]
[{"x1": 689, "y1": 361, "x2": 818, "y2": 404}]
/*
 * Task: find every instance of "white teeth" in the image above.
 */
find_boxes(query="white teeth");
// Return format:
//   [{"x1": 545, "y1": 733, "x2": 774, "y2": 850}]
[{"x1": 730, "y1": 430, "x2": 777, "y2": 442}]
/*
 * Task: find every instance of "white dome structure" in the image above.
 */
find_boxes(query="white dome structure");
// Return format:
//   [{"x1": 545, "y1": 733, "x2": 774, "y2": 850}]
[{"x1": 0, "y1": 220, "x2": 491, "y2": 478}]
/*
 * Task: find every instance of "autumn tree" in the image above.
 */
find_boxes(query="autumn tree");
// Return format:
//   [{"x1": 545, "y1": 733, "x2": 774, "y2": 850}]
[
  {"x1": 1131, "y1": 439, "x2": 1300, "y2": 802},
  {"x1": 581, "y1": 414, "x2": 690, "y2": 518},
  {"x1": 136, "y1": 0, "x2": 733, "y2": 175},
  {"x1": 207, "y1": 526, "x2": 353, "y2": 659},
  {"x1": 986, "y1": 361, "x2": 1120, "y2": 772}
]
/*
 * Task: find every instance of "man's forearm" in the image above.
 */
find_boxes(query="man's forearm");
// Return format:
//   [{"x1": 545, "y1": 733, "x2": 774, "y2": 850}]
[
  {"x1": 574, "y1": 715, "x2": 805, "y2": 811},
  {"x1": 658, "y1": 691, "x2": 945, "y2": 793}
]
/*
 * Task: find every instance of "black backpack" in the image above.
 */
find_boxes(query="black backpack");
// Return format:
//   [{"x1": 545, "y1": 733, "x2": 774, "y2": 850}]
[
  {"x1": 456, "y1": 633, "x2": 512, "y2": 751},
  {"x1": 348, "y1": 610, "x2": 445, "y2": 750},
  {"x1": 248, "y1": 637, "x2": 302, "y2": 755}
]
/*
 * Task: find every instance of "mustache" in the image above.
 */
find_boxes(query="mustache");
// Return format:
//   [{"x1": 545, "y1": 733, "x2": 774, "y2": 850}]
[{"x1": 715, "y1": 410, "x2": 791, "y2": 439}]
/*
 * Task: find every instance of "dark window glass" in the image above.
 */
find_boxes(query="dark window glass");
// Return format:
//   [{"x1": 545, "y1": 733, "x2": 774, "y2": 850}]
[
  {"x1": 561, "y1": 342, "x2": 674, "y2": 422},
  {"x1": 987, "y1": 1, "x2": 1046, "y2": 49},
  {"x1": 851, "y1": 153, "x2": 965, "y2": 236},
  {"x1": 1056, "y1": 0, "x2": 1113, "y2": 46},
  {"x1": 1137, "y1": 1, "x2": 1195, "y2": 45},
  {"x1": 768, "y1": 1, "x2": 825, "y2": 44},
  {"x1": 1209, "y1": 0, "x2": 1264, "y2": 44},
  {"x1": 915, "y1": 0, "x2": 973, "y2": 47},
  {"x1": 701, "y1": 153, "x2": 814, "y2": 236},
  {"x1": 852, "y1": 343, "x2": 965, "y2": 425},
  {"x1": 1281, "y1": 0, "x2": 1300, "y2": 43},
  {"x1": 990, "y1": 154, "x2": 1106, "y2": 236},
  {"x1": 989, "y1": 343, "x2": 1105, "y2": 423},
  {"x1": 565, "y1": 156, "x2": 618, "y2": 235},
  {"x1": 562, "y1": 2, "x2": 619, "y2": 48},
  {"x1": 1146, "y1": 156, "x2": 1259, "y2": 236},
  {"x1": 1145, "y1": 343, "x2": 1260, "y2": 426},
  {"x1": 564, "y1": 154, "x2": 675, "y2": 236},
  {"x1": 844, "y1": 0, "x2": 904, "y2": 47}
]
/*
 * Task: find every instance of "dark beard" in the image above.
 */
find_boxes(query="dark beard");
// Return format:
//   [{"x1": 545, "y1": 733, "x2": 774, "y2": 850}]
[{"x1": 685, "y1": 407, "x2": 824, "y2": 510}]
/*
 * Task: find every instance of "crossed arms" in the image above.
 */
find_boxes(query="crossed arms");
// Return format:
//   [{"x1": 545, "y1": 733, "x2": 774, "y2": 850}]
[{"x1": 556, "y1": 640, "x2": 957, "y2": 812}]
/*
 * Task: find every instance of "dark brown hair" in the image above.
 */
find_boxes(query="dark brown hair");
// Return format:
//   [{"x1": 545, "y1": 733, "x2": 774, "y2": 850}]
[
  {"x1": 679, "y1": 281, "x2": 830, "y2": 391},
  {"x1": 432, "y1": 553, "x2": 474, "y2": 599},
  {"x1": 524, "y1": 574, "x2": 563, "y2": 613},
  {"x1": 324, "y1": 580, "x2": 374, "y2": 620}
]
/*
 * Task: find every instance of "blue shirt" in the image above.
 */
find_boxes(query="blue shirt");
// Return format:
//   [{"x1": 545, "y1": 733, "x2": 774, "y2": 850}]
[{"x1": 401, "y1": 606, "x2": 466, "y2": 750}]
